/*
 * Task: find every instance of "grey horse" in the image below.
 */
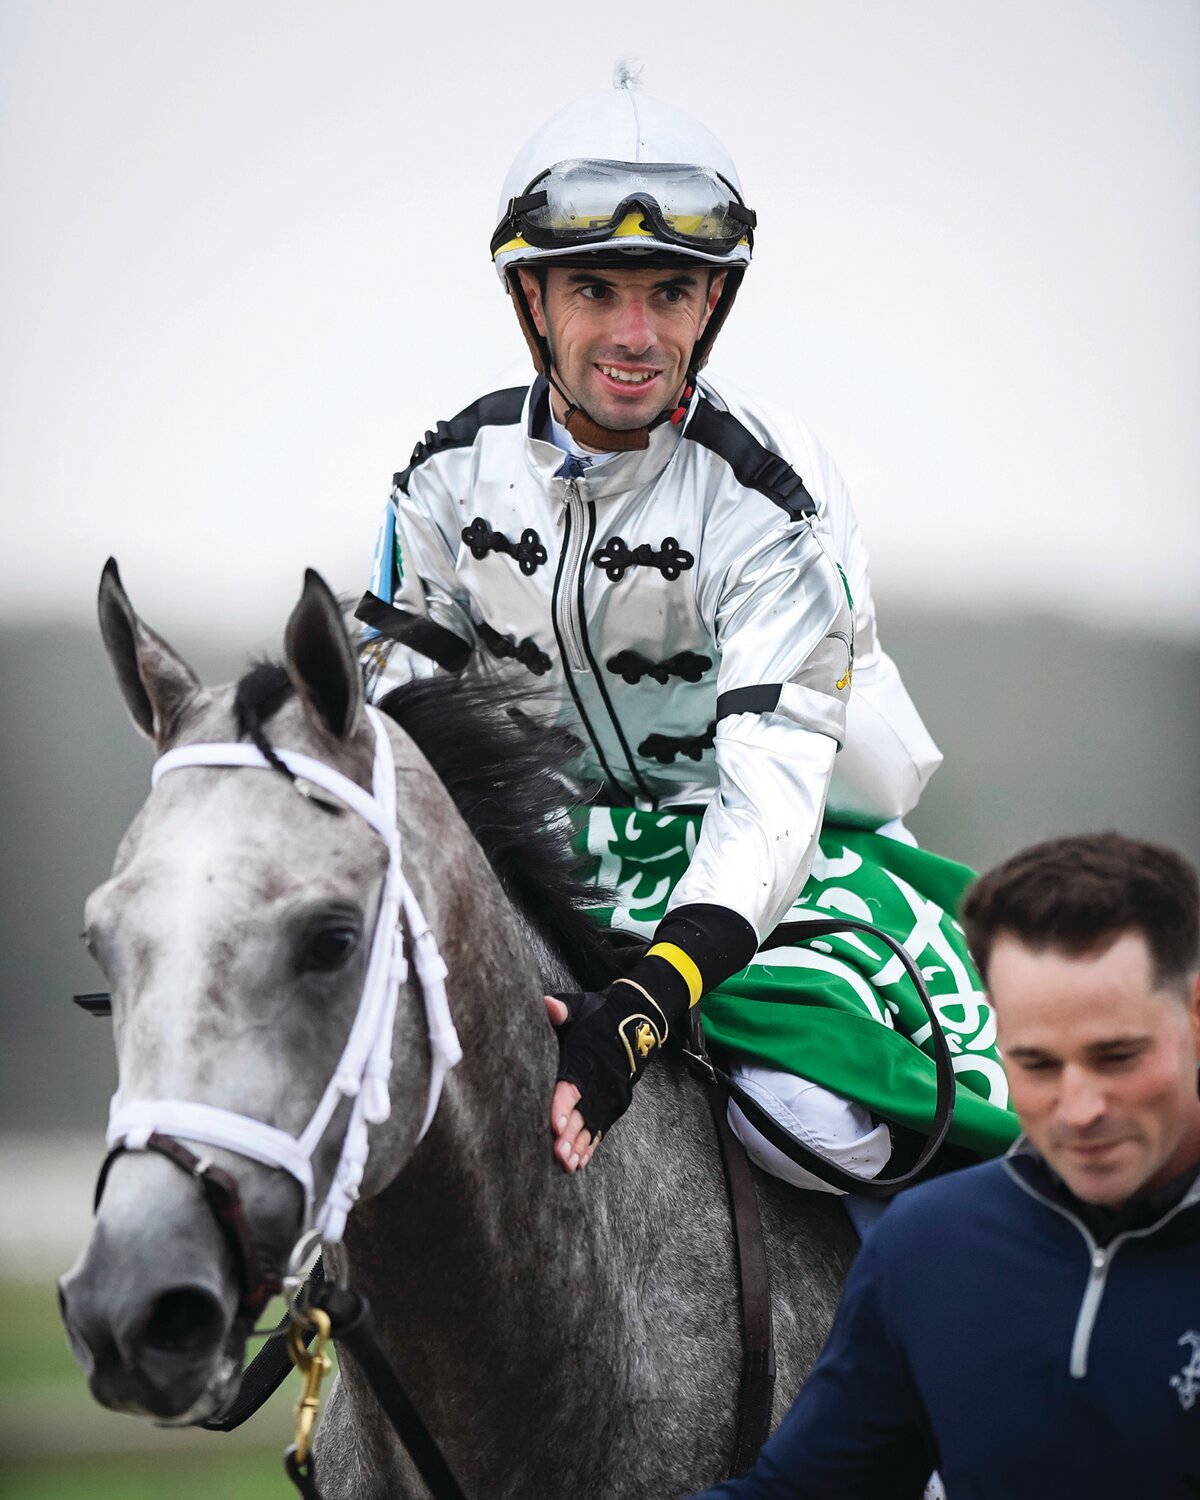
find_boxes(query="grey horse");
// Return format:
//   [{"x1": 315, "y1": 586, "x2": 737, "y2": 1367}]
[{"x1": 59, "y1": 564, "x2": 855, "y2": 1498}]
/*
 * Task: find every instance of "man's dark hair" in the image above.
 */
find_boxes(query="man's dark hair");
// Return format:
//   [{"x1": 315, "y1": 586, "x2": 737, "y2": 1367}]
[{"x1": 961, "y1": 831, "x2": 1199, "y2": 991}]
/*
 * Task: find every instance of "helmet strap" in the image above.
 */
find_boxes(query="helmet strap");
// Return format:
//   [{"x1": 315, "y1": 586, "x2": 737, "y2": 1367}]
[
  {"x1": 508, "y1": 270, "x2": 552, "y2": 380},
  {"x1": 507, "y1": 269, "x2": 653, "y2": 452},
  {"x1": 691, "y1": 266, "x2": 743, "y2": 372}
]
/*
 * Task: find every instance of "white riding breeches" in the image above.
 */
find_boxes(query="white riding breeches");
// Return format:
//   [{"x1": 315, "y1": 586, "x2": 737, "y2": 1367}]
[
  {"x1": 726, "y1": 814, "x2": 914, "y2": 1194},
  {"x1": 726, "y1": 1059, "x2": 893, "y2": 1195}
]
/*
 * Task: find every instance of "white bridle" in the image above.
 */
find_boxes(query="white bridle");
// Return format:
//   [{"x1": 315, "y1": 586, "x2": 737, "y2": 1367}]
[{"x1": 104, "y1": 705, "x2": 462, "y2": 1245}]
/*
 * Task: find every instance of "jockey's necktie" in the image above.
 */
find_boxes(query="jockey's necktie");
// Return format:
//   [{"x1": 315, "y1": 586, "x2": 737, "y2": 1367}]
[{"x1": 557, "y1": 453, "x2": 595, "y2": 480}]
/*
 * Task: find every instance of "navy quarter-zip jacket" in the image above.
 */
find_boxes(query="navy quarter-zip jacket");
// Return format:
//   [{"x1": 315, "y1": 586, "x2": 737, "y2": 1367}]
[{"x1": 694, "y1": 1147, "x2": 1200, "y2": 1499}]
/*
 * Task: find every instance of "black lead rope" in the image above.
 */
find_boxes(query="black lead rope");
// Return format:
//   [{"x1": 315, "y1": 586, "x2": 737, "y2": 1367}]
[{"x1": 281, "y1": 1285, "x2": 471, "y2": 1500}]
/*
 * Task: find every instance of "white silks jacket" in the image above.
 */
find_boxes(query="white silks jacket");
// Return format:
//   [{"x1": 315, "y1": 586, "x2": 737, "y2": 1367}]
[{"x1": 359, "y1": 372, "x2": 941, "y2": 946}]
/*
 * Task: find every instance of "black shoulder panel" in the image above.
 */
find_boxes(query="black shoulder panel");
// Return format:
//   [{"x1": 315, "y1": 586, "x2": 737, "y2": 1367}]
[
  {"x1": 683, "y1": 399, "x2": 818, "y2": 520},
  {"x1": 394, "y1": 385, "x2": 527, "y2": 493},
  {"x1": 355, "y1": 592, "x2": 472, "y2": 674}
]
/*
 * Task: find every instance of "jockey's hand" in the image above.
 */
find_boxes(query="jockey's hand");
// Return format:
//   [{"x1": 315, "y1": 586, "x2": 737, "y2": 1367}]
[
  {"x1": 543, "y1": 978, "x2": 677, "y2": 1172},
  {"x1": 542, "y1": 904, "x2": 757, "y2": 1172}
]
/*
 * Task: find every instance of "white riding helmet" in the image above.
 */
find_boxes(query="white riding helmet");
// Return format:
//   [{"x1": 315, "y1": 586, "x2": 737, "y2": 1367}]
[{"x1": 491, "y1": 62, "x2": 754, "y2": 280}]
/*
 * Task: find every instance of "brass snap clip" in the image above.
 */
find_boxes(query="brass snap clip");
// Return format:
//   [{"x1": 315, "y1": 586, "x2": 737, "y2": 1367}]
[{"x1": 287, "y1": 1306, "x2": 333, "y2": 1465}]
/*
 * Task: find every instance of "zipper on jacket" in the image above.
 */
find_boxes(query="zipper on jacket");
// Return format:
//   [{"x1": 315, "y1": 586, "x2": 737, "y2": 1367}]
[
  {"x1": 549, "y1": 482, "x2": 624, "y2": 794},
  {"x1": 554, "y1": 479, "x2": 588, "y2": 672},
  {"x1": 1069, "y1": 1244, "x2": 1109, "y2": 1378}
]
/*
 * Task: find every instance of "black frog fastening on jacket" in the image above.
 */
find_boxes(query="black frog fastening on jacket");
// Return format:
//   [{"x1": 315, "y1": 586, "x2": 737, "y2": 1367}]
[
  {"x1": 606, "y1": 649, "x2": 712, "y2": 686},
  {"x1": 639, "y1": 724, "x2": 717, "y2": 765},
  {"x1": 461, "y1": 517, "x2": 548, "y2": 576},
  {"x1": 592, "y1": 535, "x2": 694, "y2": 582},
  {"x1": 477, "y1": 621, "x2": 552, "y2": 676}
]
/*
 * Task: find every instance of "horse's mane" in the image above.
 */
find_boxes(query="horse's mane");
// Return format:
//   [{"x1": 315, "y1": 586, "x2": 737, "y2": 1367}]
[{"x1": 234, "y1": 663, "x2": 635, "y2": 989}]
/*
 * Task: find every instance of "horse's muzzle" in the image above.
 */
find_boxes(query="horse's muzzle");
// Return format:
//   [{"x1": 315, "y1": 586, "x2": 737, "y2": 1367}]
[
  {"x1": 59, "y1": 1265, "x2": 241, "y2": 1421},
  {"x1": 57, "y1": 1152, "x2": 254, "y2": 1421}
]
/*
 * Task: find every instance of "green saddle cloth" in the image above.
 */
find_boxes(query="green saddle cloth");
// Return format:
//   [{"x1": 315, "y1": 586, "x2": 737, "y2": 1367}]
[{"x1": 572, "y1": 808, "x2": 1019, "y2": 1160}]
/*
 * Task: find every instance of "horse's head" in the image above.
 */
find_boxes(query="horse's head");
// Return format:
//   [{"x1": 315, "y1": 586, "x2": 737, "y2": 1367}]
[{"x1": 59, "y1": 561, "x2": 451, "y2": 1423}]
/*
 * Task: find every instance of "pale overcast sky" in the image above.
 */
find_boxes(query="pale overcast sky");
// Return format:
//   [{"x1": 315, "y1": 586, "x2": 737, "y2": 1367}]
[{"x1": 2, "y1": 0, "x2": 1197, "y2": 640}]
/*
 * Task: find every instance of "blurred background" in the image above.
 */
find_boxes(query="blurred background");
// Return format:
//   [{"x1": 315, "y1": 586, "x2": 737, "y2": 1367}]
[{"x1": 2, "y1": 1, "x2": 1197, "y2": 1493}]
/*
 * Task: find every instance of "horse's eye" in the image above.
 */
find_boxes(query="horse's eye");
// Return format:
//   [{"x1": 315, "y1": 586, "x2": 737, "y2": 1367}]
[{"x1": 301, "y1": 924, "x2": 361, "y2": 972}]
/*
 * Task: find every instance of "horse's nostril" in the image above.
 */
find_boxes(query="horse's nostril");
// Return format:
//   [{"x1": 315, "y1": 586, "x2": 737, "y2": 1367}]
[{"x1": 140, "y1": 1288, "x2": 226, "y2": 1359}]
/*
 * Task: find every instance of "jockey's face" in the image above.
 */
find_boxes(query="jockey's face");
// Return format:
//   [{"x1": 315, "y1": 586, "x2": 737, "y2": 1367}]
[
  {"x1": 991, "y1": 929, "x2": 1200, "y2": 1206},
  {"x1": 517, "y1": 264, "x2": 725, "y2": 440}
]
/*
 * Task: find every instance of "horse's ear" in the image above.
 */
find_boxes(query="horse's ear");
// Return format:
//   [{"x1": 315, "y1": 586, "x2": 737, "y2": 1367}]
[
  {"x1": 283, "y1": 569, "x2": 363, "y2": 740},
  {"x1": 98, "y1": 558, "x2": 203, "y2": 747}
]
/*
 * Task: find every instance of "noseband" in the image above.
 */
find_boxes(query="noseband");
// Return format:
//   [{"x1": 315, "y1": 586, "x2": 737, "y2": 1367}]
[{"x1": 97, "y1": 706, "x2": 462, "y2": 1315}]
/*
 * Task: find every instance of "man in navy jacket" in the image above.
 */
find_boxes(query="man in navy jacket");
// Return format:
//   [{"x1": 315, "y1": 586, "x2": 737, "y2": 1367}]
[{"x1": 689, "y1": 831, "x2": 1200, "y2": 1499}]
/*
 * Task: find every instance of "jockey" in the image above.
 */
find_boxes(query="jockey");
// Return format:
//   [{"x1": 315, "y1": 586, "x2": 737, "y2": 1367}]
[{"x1": 359, "y1": 66, "x2": 1005, "y2": 1190}]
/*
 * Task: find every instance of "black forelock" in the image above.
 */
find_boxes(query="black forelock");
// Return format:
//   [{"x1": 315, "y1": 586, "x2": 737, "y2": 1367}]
[{"x1": 234, "y1": 661, "x2": 296, "y2": 781}]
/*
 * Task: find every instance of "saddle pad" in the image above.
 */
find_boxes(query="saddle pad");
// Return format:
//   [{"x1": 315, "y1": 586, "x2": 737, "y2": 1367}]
[{"x1": 572, "y1": 809, "x2": 1019, "y2": 1159}]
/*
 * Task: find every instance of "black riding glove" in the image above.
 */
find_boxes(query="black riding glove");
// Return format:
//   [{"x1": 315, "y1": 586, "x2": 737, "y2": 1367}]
[
  {"x1": 550, "y1": 902, "x2": 759, "y2": 1141},
  {"x1": 552, "y1": 978, "x2": 684, "y2": 1139}
]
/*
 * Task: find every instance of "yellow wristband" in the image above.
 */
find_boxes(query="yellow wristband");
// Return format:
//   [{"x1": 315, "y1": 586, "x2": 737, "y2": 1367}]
[{"x1": 647, "y1": 942, "x2": 703, "y2": 1008}]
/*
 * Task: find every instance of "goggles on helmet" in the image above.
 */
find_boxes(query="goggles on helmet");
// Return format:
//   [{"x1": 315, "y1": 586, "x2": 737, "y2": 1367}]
[{"x1": 491, "y1": 158, "x2": 756, "y2": 260}]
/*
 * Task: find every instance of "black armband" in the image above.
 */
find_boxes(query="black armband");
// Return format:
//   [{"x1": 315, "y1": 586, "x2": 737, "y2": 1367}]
[{"x1": 635, "y1": 902, "x2": 759, "y2": 1011}]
